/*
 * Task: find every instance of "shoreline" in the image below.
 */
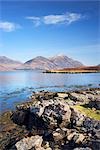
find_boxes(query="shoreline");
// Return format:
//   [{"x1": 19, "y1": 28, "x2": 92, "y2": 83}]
[
  {"x1": 0, "y1": 87, "x2": 100, "y2": 114},
  {"x1": 43, "y1": 66, "x2": 100, "y2": 74},
  {"x1": 43, "y1": 70, "x2": 100, "y2": 74},
  {"x1": 0, "y1": 88, "x2": 100, "y2": 150}
]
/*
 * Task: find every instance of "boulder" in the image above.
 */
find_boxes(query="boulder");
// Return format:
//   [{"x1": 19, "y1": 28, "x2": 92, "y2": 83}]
[
  {"x1": 28, "y1": 100, "x2": 70, "y2": 128},
  {"x1": 73, "y1": 148, "x2": 92, "y2": 150},
  {"x1": 31, "y1": 91, "x2": 58, "y2": 100},
  {"x1": 71, "y1": 108, "x2": 86, "y2": 127},
  {"x1": 12, "y1": 97, "x2": 71, "y2": 130},
  {"x1": 57, "y1": 93, "x2": 68, "y2": 99},
  {"x1": 91, "y1": 139, "x2": 100, "y2": 150},
  {"x1": 83, "y1": 118, "x2": 100, "y2": 131},
  {"x1": 11, "y1": 110, "x2": 29, "y2": 125},
  {"x1": 73, "y1": 133, "x2": 85, "y2": 144},
  {"x1": 68, "y1": 93, "x2": 88, "y2": 103},
  {"x1": 53, "y1": 128, "x2": 66, "y2": 141},
  {"x1": 40, "y1": 99, "x2": 71, "y2": 129},
  {"x1": 67, "y1": 131, "x2": 77, "y2": 141},
  {"x1": 86, "y1": 94, "x2": 95, "y2": 101},
  {"x1": 15, "y1": 135, "x2": 43, "y2": 150},
  {"x1": 88, "y1": 97, "x2": 100, "y2": 110}
]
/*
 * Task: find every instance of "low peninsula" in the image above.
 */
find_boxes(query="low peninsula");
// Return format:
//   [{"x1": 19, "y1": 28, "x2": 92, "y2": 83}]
[{"x1": 44, "y1": 66, "x2": 100, "y2": 74}]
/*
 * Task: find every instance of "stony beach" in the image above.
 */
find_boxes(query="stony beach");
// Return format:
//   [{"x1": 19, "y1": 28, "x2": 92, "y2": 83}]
[{"x1": 0, "y1": 88, "x2": 100, "y2": 150}]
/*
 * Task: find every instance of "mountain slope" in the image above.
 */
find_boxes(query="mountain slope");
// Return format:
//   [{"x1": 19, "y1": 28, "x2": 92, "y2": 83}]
[
  {"x1": 49, "y1": 55, "x2": 83, "y2": 69},
  {"x1": 21, "y1": 56, "x2": 57, "y2": 70},
  {"x1": 0, "y1": 56, "x2": 22, "y2": 70},
  {"x1": 0, "y1": 55, "x2": 84, "y2": 71},
  {"x1": 19, "y1": 55, "x2": 83, "y2": 70}
]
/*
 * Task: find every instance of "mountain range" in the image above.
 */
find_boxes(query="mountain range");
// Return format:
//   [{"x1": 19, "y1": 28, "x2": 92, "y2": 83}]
[
  {"x1": 0, "y1": 56, "x2": 22, "y2": 71},
  {"x1": 0, "y1": 55, "x2": 84, "y2": 71}
]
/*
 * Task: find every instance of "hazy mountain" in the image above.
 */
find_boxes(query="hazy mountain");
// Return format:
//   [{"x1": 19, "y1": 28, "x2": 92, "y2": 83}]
[
  {"x1": 49, "y1": 55, "x2": 83, "y2": 69},
  {"x1": 20, "y1": 56, "x2": 57, "y2": 70},
  {"x1": 0, "y1": 56, "x2": 22, "y2": 70},
  {"x1": 0, "y1": 64, "x2": 9, "y2": 71},
  {"x1": 0, "y1": 55, "x2": 84, "y2": 71},
  {"x1": 19, "y1": 55, "x2": 83, "y2": 70}
]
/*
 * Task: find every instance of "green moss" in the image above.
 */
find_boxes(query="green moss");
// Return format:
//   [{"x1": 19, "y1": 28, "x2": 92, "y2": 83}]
[
  {"x1": 74, "y1": 105, "x2": 100, "y2": 120},
  {"x1": 0, "y1": 111, "x2": 13, "y2": 125}
]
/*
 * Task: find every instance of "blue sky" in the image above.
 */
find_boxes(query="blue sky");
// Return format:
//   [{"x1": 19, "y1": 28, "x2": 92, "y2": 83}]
[{"x1": 0, "y1": 0, "x2": 100, "y2": 65}]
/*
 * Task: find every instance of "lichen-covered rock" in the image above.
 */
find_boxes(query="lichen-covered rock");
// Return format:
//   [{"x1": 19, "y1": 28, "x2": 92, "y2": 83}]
[
  {"x1": 57, "y1": 93, "x2": 68, "y2": 99},
  {"x1": 31, "y1": 91, "x2": 58, "y2": 101},
  {"x1": 41, "y1": 99, "x2": 71, "y2": 129},
  {"x1": 15, "y1": 135, "x2": 43, "y2": 150},
  {"x1": 83, "y1": 118, "x2": 100, "y2": 131},
  {"x1": 1, "y1": 89, "x2": 100, "y2": 150},
  {"x1": 71, "y1": 108, "x2": 86, "y2": 127},
  {"x1": 15, "y1": 98, "x2": 71, "y2": 130},
  {"x1": 68, "y1": 92, "x2": 89, "y2": 103},
  {"x1": 88, "y1": 97, "x2": 100, "y2": 110}
]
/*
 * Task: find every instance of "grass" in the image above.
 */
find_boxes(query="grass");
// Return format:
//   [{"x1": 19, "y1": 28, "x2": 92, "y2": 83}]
[{"x1": 73, "y1": 105, "x2": 100, "y2": 120}]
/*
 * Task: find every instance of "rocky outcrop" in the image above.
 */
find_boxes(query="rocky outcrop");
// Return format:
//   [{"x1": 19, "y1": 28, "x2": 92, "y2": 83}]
[
  {"x1": 15, "y1": 135, "x2": 43, "y2": 150},
  {"x1": 0, "y1": 89, "x2": 100, "y2": 150},
  {"x1": 88, "y1": 97, "x2": 100, "y2": 110},
  {"x1": 12, "y1": 93, "x2": 71, "y2": 130},
  {"x1": 71, "y1": 108, "x2": 86, "y2": 127},
  {"x1": 73, "y1": 148, "x2": 92, "y2": 150}
]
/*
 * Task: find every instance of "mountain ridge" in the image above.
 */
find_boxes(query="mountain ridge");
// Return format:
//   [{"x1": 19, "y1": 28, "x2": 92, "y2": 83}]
[
  {"x1": 19, "y1": 55, "x2": 83, "y2": 70},
  {"x1": 1, "y1": 54, "x2": 98, "y2": 71},
  {"x1": 0, "y1": 56, "x2": 22, "y2": 71}
]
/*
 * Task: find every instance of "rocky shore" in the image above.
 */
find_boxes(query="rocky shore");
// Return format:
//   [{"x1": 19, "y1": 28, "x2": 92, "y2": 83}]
[{"x1": 0, "y1": 88, "x2": 100, "y2": 150}]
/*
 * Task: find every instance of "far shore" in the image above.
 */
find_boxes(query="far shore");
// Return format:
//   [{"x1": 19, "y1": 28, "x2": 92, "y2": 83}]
[{"x1": 43, "y1": 66, "x2": 100, "y2": 74}]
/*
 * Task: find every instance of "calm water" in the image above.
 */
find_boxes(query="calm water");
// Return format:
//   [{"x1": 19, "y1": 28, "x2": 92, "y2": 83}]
[{"x1": 0, "y1": 70, "x2": 100, "y2": 113}]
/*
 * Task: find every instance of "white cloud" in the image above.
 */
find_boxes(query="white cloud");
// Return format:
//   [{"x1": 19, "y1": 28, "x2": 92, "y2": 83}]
[
  {"x1": 26, "y1": 16, "x2": 41, "y2": 27},
  {"x1": 43, "y1": 13, "x2": 82, "y2": 25},
  {"x1": 0, "y1": 21, "x2": 21, "y2": 32},
  {"x1": 26, "y1": 12, "x2": 84, "y2": 27}
]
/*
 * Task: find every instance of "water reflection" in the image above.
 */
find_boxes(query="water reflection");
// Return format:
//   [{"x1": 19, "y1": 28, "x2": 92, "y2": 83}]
[{"x1": 0, "y1": 70, "x2": 100, "y2": 113}]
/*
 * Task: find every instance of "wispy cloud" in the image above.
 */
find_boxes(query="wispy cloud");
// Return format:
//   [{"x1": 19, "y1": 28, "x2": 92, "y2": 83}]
[
  {"x1": 43, "y1": 13, "x2": 82, "y2": 25},
  {"x1": 26, "y1": 16, "x2": 40, "y2": 27},
  {"x1": 26, "y1": 12, "x2": 84, "y2": 27},
  {"x1": 0, "y1": 21, "x2": 21, "y2": 32}
]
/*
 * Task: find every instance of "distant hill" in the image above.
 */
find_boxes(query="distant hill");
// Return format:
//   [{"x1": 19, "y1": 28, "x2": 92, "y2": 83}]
[
  {"x1": 0, "y1": 64, "x2": 9, "y2": 71},
  {"x1": 0, "y1": 56, "x2": 22, "y2": 71},
  {"x1": 49, "y1": 55, "x2": 83, "y2": 69},
  {"x1": 20, "y1": 56, "x2": 58, "y2": 70},
  {"x1": 18, "y1": 55, "x2": 84, "y2": 70}
]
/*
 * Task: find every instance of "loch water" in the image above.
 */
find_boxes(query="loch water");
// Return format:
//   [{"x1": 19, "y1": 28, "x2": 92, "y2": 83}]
[{"x1": 0, "y1": 70, "x2": 100, "y2": 113}]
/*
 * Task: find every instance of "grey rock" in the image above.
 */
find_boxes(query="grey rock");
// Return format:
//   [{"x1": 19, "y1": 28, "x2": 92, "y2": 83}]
[
  {"x1": 88, "y1": 97, "x2": 100, "y2": 110},
  {"x1": 73, "y1": 133, "x2": 85, "y2": 144},
  {"x1": 41, "y1": 99, "x2": 71, "y2": 129},
  {"x1": 57, "y1": 93, "x2": 68, "y2": 99},
  {"x1": 69, "y1": 93, "x2": 88, "y2": 103},
  {"x1": 15, "y1": 135, "x2": 43, "y2": 150},
  {"x1": 83, "y1": 118, "x2": 100, "y2": 131},
  {"x1": 53, "y1": 128, "x2": 66, "y2": 141},
  {"x1": 73, "y1": 148, "x2": 92, "y2": 150},
  {"x1": 71, "y1": 108, "x2": 86, "y2": 127},
  {"x1": 91, "y1": 139, "x2": 100, "y2": 150}
]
